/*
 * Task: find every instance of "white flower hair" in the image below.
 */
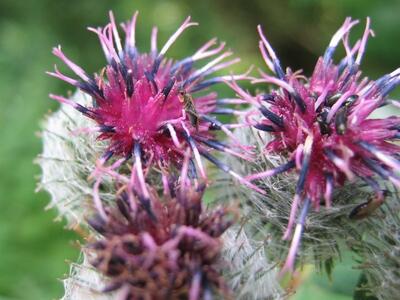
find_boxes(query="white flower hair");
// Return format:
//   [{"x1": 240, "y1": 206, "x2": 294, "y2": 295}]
[
  {"x1": 37, "y1": 90, "x2": 114, "y2": 226},
  {"x1": 222, "y1": 227, "x2": 284, "y2": 299}
]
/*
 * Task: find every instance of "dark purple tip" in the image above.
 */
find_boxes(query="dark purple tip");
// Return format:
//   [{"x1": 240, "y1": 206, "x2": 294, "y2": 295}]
[
  {"x1": 201, "y1": 115, "x2": 222, "y2": 130},
  {"x1": 261, "y1": 93, "x2": 275, "y2": 102},
  {"x1": 75, "y1": 103, "x2": 96, "y2": 117},
  {"x1": 259, "y1": 105, "x2": 284, "y2": 128},
  {"x1": 138, "y1": 195, "x2": 158, "y2": 223},
  {"x1": 296, "y1": 153, "x2": 311, "y2": 195},
  {"x1": 273, "y1": 60, "x2": 285, "y2": 81},
  {"x1": 254, "y1": 123, "x2": 276, "y2": 132},
  {"x1": 200, "y1": 151, "x2": 230, "y2": 173},
  {"x1": 100, "y1": 125, "x2": 116, "y2": 133},
  {"x1": 292, "y1": 92, "x2": 307, "y2": 113},
  {"x1": 88, "y1": 214, "x2": 108, "y2": 235},
  {"x1": 161, "y1": 78, "x2": 176, "y2": 100},
  {"x1": 144, "y1": 71, "x2": 158, "y2": 92}
]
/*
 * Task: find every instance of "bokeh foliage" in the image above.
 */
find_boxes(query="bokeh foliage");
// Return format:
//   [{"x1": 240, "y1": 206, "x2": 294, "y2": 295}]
[{"x1": 0, "y1": 0, "x2": 399, "y2": 299}]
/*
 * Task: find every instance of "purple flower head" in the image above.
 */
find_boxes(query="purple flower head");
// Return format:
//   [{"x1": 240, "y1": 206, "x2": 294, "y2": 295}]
[
  {"x1": 231, "y1": 18, "x2": 400, "y2": 274},
  {"x1": 85, "y1": 174, "x2": 237, "y2": 299},
  {"x1": 48, "y1": 11, "x2": 259, "y2": 192}
]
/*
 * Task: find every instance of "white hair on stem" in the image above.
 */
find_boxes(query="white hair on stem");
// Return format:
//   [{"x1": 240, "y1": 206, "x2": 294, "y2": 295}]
[
  {"x1": 222, "y1": 227, "x2": 284, "y2": 299},
  {"x1": 61, "y1": 253, "x2": 119, "y2": 300},
  {"x1": 36, "y1": 90, "x2": 114, "y2": 226}
]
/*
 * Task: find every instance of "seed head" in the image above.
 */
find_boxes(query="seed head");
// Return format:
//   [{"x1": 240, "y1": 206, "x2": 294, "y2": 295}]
[{"x1": 85, "y1": 180, "x2": 236, "y2": 300}]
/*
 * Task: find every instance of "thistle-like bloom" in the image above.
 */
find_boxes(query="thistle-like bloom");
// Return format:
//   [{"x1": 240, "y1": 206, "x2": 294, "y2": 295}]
[
  {"x1": 85, "y1": 176, "x2": 236, "y2": 300},
  {"x1": 231, "y1": 18, "x2": 400, "y2": 274},
  {"x1": 48, "y1": 11, "x2": 260, "y2": 201}
]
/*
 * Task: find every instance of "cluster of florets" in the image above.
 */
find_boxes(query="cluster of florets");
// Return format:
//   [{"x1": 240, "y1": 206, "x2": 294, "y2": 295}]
[
  {"x1": 42, "y1": 10, "x2": 400, "y2": 300},
  {"x1": 229, "y1": 17, "x2": 400, "y2": 273},
  {"x1": 48, "y1": 11, "x2": 256, "y2": 190},
  {"x1": 86, "y1": 180, "x2": 236, "y2": 300},
  {"x1": 44, "y1": 11, "x2": 248, "y2": 299}
]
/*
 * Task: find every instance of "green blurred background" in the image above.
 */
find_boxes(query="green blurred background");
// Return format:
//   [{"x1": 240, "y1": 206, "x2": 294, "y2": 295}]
[{"x1": 0, "y1": 0, "x2": 399, "y2": 299}]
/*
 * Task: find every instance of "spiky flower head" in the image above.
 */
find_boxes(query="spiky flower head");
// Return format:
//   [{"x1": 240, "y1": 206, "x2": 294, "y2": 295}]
[
  {"x1": 48, "y1": 11, "x2": 256, "y2": 190},
  {"x1": 222, "y1": 125, "x2": 360, "y2": 279},
  {"x1": 229, "y1": 17, "x2": 400, "y2": 274},
  {"x1": 85, "y1": 176, "x2": 236, "y2": 300}
]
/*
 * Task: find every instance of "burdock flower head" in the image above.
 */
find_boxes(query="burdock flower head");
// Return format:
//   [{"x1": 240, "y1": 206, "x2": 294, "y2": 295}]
[
  {"x1": 48, "y1": 11, "x2": 257, "y2": 191},
  {"x1": 229, "y1": 17, "x2": 400, "y2": 274},
  {"x1": 85, "y1": 165, "x2": 237, "y2": 299}
]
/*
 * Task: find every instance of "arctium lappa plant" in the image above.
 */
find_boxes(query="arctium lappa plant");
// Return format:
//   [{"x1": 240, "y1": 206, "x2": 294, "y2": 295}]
[
  {"x1": 46, "y1": 11, "x2": 260, "y2": 217},
  {"x1": 225, "y1": 17, "x2": 400, "y2": 281},
  {"x1": 38, "y1": 9, "x2": 261, "y2": 226},
  {"x1": 38, "y1": 8, "x2": 400, "y2": 300},
  {"x1": 40, "y1": 11, "x2": 284, "y2": 300}
]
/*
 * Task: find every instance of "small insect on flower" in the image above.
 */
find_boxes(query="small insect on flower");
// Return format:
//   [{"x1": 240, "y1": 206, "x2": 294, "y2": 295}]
[
  {"x1": 48, "y1": 11, "x2": 259, "y2": 192},
  {"x1": 85, "y1": 174, "x2": 237, "y2": 300},
  {"x1": 348, "y1": 189, "x2": 388, "y2": 220},
  {"x1": 178, "y1": 88, "x2": 200, "y2": 131},
  {"x1": 232, "y1": 17, "x2": 400, "y2": 275}
]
